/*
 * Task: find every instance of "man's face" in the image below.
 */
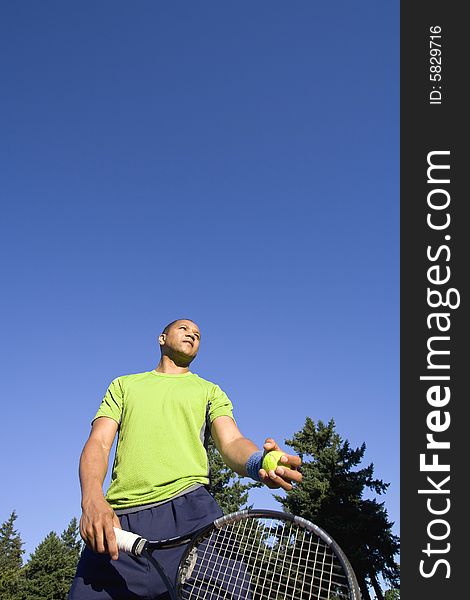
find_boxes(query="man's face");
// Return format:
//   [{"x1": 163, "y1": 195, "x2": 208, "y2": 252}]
[{"x1": 159, "y1": 320, "x2": 201, "y2": 363}]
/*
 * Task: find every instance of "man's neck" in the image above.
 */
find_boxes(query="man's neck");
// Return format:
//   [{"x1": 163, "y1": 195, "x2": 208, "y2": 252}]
[{"x1": 155, "y1": 355, "x2": 191, "y2": 374}]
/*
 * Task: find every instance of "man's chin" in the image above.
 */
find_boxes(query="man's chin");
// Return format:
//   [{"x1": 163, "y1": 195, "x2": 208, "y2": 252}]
[
  {"x1": 180, "y1": 344, "x2": 197, "y2": 356},
  {"x1": 176, "y1": 350, "x2": 197, "y2": 365}
]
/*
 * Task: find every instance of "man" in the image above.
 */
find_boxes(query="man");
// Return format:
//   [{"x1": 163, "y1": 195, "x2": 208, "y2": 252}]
[{"x1": 69, "y1": 319, "x2": 302, "y2": 599}]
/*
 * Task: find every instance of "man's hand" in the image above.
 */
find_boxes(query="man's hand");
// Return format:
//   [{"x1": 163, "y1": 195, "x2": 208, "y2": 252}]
[
  {"x1": 259, "y1": 438, "x2": 302, "y2": 491},
  {"x1": 79, "y1": 496, "x2": 121, "y2": 561}
]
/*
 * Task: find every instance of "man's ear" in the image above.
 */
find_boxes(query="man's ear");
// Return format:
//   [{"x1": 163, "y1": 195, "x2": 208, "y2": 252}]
[{"x1": 158, "y1": 333, "x2": 166, "y2": 347}]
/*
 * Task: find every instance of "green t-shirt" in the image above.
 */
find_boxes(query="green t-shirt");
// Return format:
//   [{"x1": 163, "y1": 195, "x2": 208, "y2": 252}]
[{"x1": 93, "y1": 370, "x2": 234, "y2": 510}]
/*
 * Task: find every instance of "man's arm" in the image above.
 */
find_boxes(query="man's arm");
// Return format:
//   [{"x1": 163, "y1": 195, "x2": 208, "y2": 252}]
[
  {"x1": 211, "y1": 416, "x2": 302, "y2": 491},
  {"x1": 78, "y1": 416, "x2": 121, "y2": 560}
]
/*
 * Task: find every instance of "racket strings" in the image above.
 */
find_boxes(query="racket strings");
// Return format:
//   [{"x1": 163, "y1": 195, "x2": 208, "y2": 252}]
[{"x1": 179, "y1": 517, "x2": 353, "y2": 599}]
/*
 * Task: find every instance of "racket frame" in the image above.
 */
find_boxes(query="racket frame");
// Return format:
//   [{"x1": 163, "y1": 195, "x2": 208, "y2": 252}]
[
  {"x1": 116, "y1": 508, "x2": 362, "y2": 600},
  {"x1": 175, "y1": 509, "x2": 362, "y2": 600}
]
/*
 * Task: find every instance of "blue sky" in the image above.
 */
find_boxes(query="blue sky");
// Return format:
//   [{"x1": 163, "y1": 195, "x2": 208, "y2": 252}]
[{"x1": 0, "y1": 1, "x2": 399, "y2": 559}]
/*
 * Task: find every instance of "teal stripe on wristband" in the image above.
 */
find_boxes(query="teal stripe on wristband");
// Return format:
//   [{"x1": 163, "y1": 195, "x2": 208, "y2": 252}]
[{"x1": 246, "y1": 451, "x2": 263, "y2": 482}]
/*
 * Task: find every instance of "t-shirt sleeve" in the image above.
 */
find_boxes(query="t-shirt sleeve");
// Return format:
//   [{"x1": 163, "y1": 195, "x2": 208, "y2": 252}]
[
  {"x1": 208, "y1": 384, "x2": 235, "y2": 424},
  {"x1": 93, "y1": 377, "x2": 124, "y2": 425}
]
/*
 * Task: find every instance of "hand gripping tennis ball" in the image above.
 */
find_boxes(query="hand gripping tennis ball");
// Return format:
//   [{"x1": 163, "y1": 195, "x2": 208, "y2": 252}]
[{"x1": 262, "y1": 451, "x2": 291, "y2": 473}]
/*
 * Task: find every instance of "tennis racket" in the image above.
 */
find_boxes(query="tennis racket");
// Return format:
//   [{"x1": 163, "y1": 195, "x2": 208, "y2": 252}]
[{"x1": 114, "y1": 508, "x2": 361, "y2": 600}]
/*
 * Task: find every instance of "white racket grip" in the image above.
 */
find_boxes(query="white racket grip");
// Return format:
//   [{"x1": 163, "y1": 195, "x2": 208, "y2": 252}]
[{"x1": 113, "y1": 527, "x2": 147, "y2": 556}]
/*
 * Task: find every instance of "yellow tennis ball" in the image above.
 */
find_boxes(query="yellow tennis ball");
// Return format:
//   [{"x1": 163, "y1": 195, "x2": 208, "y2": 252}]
[{"x1": 262, "y1": 451, "x2": 291, "y2": 473}]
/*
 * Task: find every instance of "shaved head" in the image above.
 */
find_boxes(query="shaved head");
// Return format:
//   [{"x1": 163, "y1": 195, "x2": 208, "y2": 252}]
[{"x1": 162, "y1": 319, "x2": 198, "y2": 335}]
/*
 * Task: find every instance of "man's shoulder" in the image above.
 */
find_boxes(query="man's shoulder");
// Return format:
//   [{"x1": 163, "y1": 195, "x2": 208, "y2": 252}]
[
  {"x1": 109, "y1": 371, "x2": 153, "y2": 385},
  {"x1": 192, "y1": 373, "x2": 227, "y2": 395},
  {"x1": 191, "y1": 373, "x2": 218, "y2": 387}
]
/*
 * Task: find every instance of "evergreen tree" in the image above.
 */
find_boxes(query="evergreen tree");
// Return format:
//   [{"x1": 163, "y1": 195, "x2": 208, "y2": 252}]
[
  {"x1": 60, "y1": 517, "x2": 82, "y2": 567},
  {"x1": 60, "y1": 516, "x2": 82, "y2": 597},
  {"x1": 277, "y1": 417, "x2": 399, "y2": 600},
  {"x1": 22, "y1": 532, "x2": 68, "y2": 600},
  {"x1": 21, "y1": 518, "x2": 82, "y2": 600},
  {"x1": 207, "y1": 438, "x2": 261, "y2": 514},
  {"x1": 0, "y1": 511, "x2": 24, "y2": 600}
]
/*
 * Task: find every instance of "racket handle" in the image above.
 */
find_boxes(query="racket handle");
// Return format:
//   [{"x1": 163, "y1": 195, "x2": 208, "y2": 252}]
[{"x1": 114, "y1": 527, "x2": 147, "y2": 556}]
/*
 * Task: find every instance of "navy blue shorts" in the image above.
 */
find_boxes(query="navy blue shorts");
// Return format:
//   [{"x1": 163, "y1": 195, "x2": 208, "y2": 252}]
[{"x1": 68, "y1": 487, "x2": 223, "y2": 600}]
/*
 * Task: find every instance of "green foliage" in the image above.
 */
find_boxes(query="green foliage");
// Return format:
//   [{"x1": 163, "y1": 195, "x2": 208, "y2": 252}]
[
  {"x1": 384, "y1": 589, "x2": 400, "y2": 600},
  {"x1": 60, "y1": 518, "x2": 82, "y2": 559},
  {"x1": 0, "y1": 511, "x2": 24, "y2": 600},
  {"x1": 207, "y1": 438, "x2": 261, "y2": 514},
  {"x1": 277, "y1": 417, "x2": 400, "y2": 600},
  {"x1": 20, "y1": 518, "x2": 82, "y2": 600}
]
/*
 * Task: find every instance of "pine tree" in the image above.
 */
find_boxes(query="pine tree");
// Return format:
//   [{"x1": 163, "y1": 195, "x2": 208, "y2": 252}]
[
  {"x1": 60, "y1": 517, "x2": 82, "y2": 569},
  {"x1": 60, "y1": 517, "x2": 82, "y2": 598},
  {"x1": 0, "y1": 511, "x2": 24, "y2": 600},
  {"x1": 207, "y1": 438, "x2": 261, "y2": 514},
  {"x1": 21, "y1": 518, "x2": 82, "y2": 600},
  {"x1": 277, "y1": 417, "x2": 400, "y2": 600}
]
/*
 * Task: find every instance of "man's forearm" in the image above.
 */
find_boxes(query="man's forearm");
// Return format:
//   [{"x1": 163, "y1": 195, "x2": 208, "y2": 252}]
[
  {"x1": 219, "y1": 436, "x2": 259, "y2": 476},
  {"x1": 78, "y1": 428, "x2": 120, "y2": 559},
  {"x1": 79, "y1": 438, "x2": 110, "y2": 506}
]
